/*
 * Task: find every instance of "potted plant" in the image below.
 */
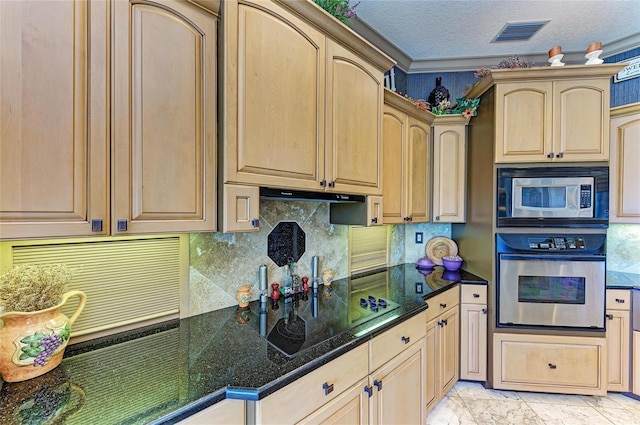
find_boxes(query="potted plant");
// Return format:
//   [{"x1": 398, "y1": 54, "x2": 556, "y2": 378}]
[{"x1": 0, "y1": 264, "x2": 86, "y2": 382}]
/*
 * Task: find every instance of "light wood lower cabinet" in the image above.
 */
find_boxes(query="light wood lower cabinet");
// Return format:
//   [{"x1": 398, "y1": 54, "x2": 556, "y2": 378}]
[
  {"x1": 605, "y1": 289, "x2": 632, "y2": 392},
  {"x1": 176, "y1": 399, "x2": 245, "y2": 425},
  {"x1": 425, "y1": 286, "x2": 460, "y2": 414},
  {"x1": 460, "y1": 285, "x2": 487, "y2": 381},
  {"x1": 256, "y1": 312, "x2": 427, "y2": 425},
  {"x1": 493, "y1": 333, "x2": 607, "y2": 396},
  {"x1": 634, "y1": 331, "x2": 640, "y2": 396}
]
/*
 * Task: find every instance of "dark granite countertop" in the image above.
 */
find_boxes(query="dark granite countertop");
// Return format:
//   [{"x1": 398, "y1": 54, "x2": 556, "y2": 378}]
[
  {"x1": 0, "y1": 264, "x2": 486, "y2": 425},
  {"x1": 606, "y1": 270, "x2": 640, "y2": 289}
]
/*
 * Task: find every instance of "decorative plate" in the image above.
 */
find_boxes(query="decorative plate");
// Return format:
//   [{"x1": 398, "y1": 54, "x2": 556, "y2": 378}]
[{"x1": 425, "y1": 237, "x2": 458, "y2": 266}]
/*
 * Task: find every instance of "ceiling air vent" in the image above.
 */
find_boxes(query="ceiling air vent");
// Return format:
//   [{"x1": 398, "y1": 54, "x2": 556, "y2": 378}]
[{"x1": 491, "y1": 20, "x2": 550, "y2": 43}]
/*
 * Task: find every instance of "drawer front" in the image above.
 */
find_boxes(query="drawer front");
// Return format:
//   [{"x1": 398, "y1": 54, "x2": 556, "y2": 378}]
[
  {"x1": 498, "y1": 337, "x2": 603, "y2": 390},
  {"x1": 461, "y1": 285, "x2": 487, "y2": 304},
  {"x1": 425, "y1": 285, "x2": 460, "y2": 323},
  {"x1": 370, "y1": 311, "x2": 427, "y2": 371},
  {"x1": 606, "y1": 289, "x2": 631, "y2": 311},
  {"x1": 256, "y1": 343, "x2": 368, "y2": 424}
]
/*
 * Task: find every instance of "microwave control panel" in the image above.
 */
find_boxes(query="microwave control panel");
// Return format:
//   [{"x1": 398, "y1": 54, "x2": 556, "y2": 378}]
[
  {"x1": 580, "y1": 184, "x2": 592, "y2": 209},
  {"x1": 527, "y1": 236, "x2": 586, "y2": 250}
]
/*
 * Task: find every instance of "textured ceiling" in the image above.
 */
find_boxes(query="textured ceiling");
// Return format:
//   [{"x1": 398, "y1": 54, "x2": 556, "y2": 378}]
[{"x1": 351, "y1": 0, "x2": 640, "y2": 71}]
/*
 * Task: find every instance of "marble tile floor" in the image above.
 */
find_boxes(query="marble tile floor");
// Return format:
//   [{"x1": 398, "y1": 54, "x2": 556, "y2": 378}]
[{"x1": 427, "y1": 380, "x2": 640, "y2": 425}]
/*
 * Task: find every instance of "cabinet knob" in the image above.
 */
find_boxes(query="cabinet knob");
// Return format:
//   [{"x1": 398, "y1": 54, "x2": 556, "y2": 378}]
[
  {"x1": 401, "y1": 336, "x2": 410, "y2": 344},
  {"x1": 320, "y1": 180, "x2": 326, "y2": 187},
  {"x1": 371, "y1": 217, "x2": 378, "y2": 224},
  {"x1": 547, "y1": 152, "x2": 555, "y2": 158},
  {"x1": 440, "y1": 303, "x2": 447, "y2": 309},
  {"x1": 364, "y1": 385, "x2": 373, "y2": 398},
  {"x1": 328, "y1": 181, "x2": 335, "y2": 188},
  {"x1": 615, "y1": 298, "x2": 625, "y2": 303},
  {"x1": 374, "y1": 379, "x2": 383, "y2": 391},
  {"x1": 322, "y1": 382, "x2": 334, "y2": 396},
  {"x1": 438, "y1": 321, "x2": 444, "y2": 327},
  {"x1": 473, "y1": 293, "x2": 480, "y2": 298},
  {"x1": 557, "y1": 152, "x2": 564, "y2": 158},
  {"x1": 442, "y1": 319, "x2": 448, "y2": 326},
  {"x1": 606, "y1": 314, "x2": 614, "y2": 320},
  {"x1": 548, "y1": 363, "x2": 557, "y2": 369},
  {"x1": 482, "y1": 308, "x2": 487, "y2": 314},
  {"x1": 91, "y1": 219, "x2": 103, "y2": 232},
  {"x1": 117, "y1": 219, "x2": 128, "y2": 232},
  {"x1": 251, "y1": 218, "x2": 260, "y2": 228},
  {"x1": 435, "y1": 216, "x2": 440, "y2": 221}
]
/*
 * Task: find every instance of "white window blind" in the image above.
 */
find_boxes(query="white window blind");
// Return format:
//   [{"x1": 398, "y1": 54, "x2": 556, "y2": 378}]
[
  {"x1": 349, "y1": 225, "x2": 389, "y2": 274},
  {"x1": 7, "y1": 236, "x2": 185, "y2": 338}
]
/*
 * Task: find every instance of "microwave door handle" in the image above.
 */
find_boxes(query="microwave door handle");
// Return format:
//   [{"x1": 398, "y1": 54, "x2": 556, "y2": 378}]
[{"x1": 499, "y1": 254, "x2": 605, "y2": 262}]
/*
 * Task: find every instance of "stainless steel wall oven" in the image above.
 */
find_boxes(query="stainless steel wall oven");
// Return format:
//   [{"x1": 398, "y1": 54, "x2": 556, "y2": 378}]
[{"x1": 496, "y1": 233, "x2": 606, "y2": 331}]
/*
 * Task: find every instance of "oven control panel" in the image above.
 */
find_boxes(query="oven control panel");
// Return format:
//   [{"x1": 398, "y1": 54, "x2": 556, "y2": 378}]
[{"x1": 527, "y1": 236, "x2": 586, "y2": 250}]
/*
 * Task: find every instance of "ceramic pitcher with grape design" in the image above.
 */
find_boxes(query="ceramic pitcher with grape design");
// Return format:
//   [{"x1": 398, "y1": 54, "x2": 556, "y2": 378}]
[{"x1": 0, "y1": 290, "x2": 86, "y2": 382}]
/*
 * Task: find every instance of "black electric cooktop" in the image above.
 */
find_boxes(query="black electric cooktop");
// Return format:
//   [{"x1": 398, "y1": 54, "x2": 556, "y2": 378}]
[{"x1": 261, "y1": 269, "x2": 402, "y2": 358}]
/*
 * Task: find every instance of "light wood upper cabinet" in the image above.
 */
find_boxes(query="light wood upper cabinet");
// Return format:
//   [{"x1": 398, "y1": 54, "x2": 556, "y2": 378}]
[
  {"x1": 112, "y1": 0, "x2": 217, "y2": 234},
  {"x1": 432, "y1": 116, "x2": 468, "y2": 223},
  {"x1": 0, "y1": 0, "x2": 109, "y2": 239},
  {"x1": 382, "y1": 91, "x2": 433, "y2": 224},
  {"x1": 223, "y1": 0, "x2": 392, "y2": 196},
  {"x1": 465, "y1": 65, "x2": 625, "y2": 164},
  {"x1": 610, "y1": 103, "x2": 640, "y2": 223},
  {"x1": 1, "y1": 0, "x2": 219, "y2": 240}
]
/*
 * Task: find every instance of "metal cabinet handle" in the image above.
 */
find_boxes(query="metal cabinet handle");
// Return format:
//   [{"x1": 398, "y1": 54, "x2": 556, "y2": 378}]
[
  {"x1": 438, "y1": 321, "x2": 444, "y2": 327},
  {"x1": 440, "y1": 303, "x2": 447, "y2": 308},
  {"x1": 473, "y1": 293, "x2": 480, "y2": 298},
  {"x1": 251, "y1": 218, "x2": 260, "y2": 228},
  {"x1": 320, "y1": 180, "x2": 326, "y2": 187},
  {"x1": 606, "y1": 314, "x2": 614, "y2": 320},
  {"x1": 548, "y1": 363, "x2": 557, "y2": 369},
  {"x1": 401, "y1": 336, "x2": 410, "y2": 344},
  {"x1": 435, "y1": 216, "x2": 440, "y2": 221},
  {"x1": 557, "y1": 152, "x2": 564, "y2": 158},
  {"x1": 482, "y1": 308, "x2": 487, "y2": 314},
  {"x1": 615, "y1": 298, "x2": 625, "y2": 303},
  {"x1": 322, "y1": 382, "x2": 334, "y2": 396},
  {"x1": 117, "y1": 219, "x2": 128, "y2": 232},
  {"x1": 374, "y1": 379, "x2": 382, "y2": 391},
  {"x1": 371, "y1": 217, "x2": 378, "y2": 224},
  {"x1": 547, "y1": 152, "x2": 555, "y2": 158},
  {"x1": 328, "y1": 181, "x2": 335, "y2": 188},
  {"x1": 442, "y1": 319, "x2": 448, "y2": 326},
  {"x1": 364, "y1": 385, "x2": 373, "y2": 397}
]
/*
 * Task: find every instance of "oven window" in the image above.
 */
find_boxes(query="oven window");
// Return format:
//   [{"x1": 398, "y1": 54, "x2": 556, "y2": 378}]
[
  {"x1": 518, "y1": 275, "x2": 585, "y2": 304},
  {"x1": 521, "y1": 186, "x2": 566, "y2": 208}
]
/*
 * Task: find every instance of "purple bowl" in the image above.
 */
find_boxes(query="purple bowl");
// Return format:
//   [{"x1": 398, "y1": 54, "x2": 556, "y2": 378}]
[
  {"x1": 442, "y1": 258, "x2": 462, "y2": 271},
  {"x1": 416, "y1": 257, "x2": 435, "y2": 269}
]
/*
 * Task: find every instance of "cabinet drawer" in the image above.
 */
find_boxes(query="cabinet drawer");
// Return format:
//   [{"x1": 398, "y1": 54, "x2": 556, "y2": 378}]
[
  {"x1": 461, "y1": 285, "x2": 487, "y2": 304},
  {"x1": 369, "y1": 311, "x2": 426, "y2": 371},
  {"x1": 256, "y1": 343, "x2": 368, "y2": 425},
  {"x1": 606, "y1": 289, "x2": 631, "y2": 311},
  {"x1": 494, "y1": 333, "x2": 606, "y2": 395},
  {"x1": 425, "y1": 285, "x2": 460, "y2": 323}
]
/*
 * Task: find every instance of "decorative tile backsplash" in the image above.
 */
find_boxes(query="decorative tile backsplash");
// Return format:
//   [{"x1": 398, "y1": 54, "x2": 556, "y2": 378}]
[
  {"x1": 188, "y1": 201, "x2": 451, "y2": 315},
  {"x1": 607, "y1": 224, "x2": 640, "y2": 274}
]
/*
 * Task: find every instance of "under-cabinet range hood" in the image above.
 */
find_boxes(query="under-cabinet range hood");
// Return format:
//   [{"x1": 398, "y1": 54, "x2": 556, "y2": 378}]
[{"x1": 260, "y1": 187, "x2": 365, "y2": 203}]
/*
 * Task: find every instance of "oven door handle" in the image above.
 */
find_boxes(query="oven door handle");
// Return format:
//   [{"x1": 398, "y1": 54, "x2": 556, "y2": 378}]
[{"x1": 499, "y1": 254, "x2": 605, "y2": 262}]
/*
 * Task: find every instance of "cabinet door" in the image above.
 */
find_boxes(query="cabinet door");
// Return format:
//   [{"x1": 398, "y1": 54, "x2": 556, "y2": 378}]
[
  {"x1": 610, "y1": 112, "x2": 640, "y2": 223},
  {"x1": 112, "y1": 0, "x2": 217, "y2": 234},
  {"x1": 370, "y1": 338, "x2": 425, "y2": 425},
  {"x1": 439, "y1": 308, "x2": 459, "y2": 395},
  {"x1": 177, "y1": 399, "x2": 245, "y2": 425},
  {"x1": 460, "y1": 304, "x2": 487, "y2": 381},
  {"x1": 381, "y1": 105, "x2": 406, "y2": 224},
  {"x1": 553, "y1": 79, "x2": 609, "y2": 161},
  {"x1": 406, "y1": 117, "x2": 431, "y2": 223},
  {"x1": 634, "y1": 331, "x2": 640, "y2": 396},
  {"x1": 495, "y1": 81, "x2": 553, "y2": 163},
  {"x1": 425, "y1": 319, "x2": 439, "y2": 413},
  {"x1": 223, "y1": 0, "x2": 325, "y2": 190},
  {"x1": 606, "y1": 310, "x2": 631, "y2": 392},
  {"x1": 326, "y1": 40, "x2": 383, "y2": 196},
  {"x1": 432, "y1": 124, "x2": 466, "y2": 223},
  {"x1": 221, "y1": 185, "x2": 260, "y2": 233},
  {"x1": 0, "y1": 0, "x2": 108, "y2": 239},
  {"x1": 298, "y1": 378, "x2": 369, "y2": 425}
]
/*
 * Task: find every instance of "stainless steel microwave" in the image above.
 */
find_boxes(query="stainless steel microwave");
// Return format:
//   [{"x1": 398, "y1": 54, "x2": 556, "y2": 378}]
[{"x1": 497, "y1": 166, "x2": 609, "y2": 228}]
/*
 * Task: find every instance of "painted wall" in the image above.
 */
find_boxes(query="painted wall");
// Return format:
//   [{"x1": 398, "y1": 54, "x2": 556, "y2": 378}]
[{"x1": 189, "y1": 200, "x2": 451, "y2": 315}]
